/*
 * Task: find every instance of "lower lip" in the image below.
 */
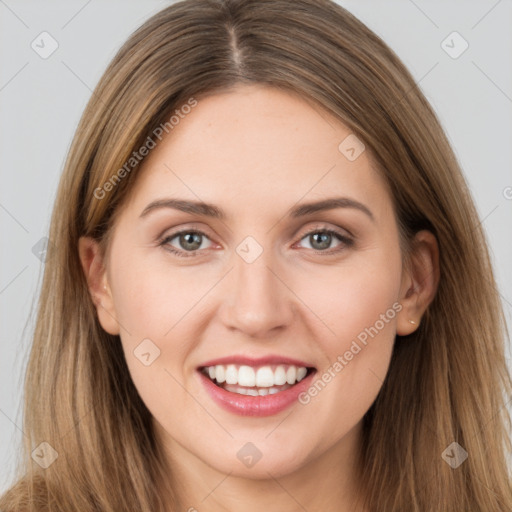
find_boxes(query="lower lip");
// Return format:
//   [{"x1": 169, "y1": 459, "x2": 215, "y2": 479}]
[{"x1": 197, "y1": 370, "x2": 316, "y2": 417}]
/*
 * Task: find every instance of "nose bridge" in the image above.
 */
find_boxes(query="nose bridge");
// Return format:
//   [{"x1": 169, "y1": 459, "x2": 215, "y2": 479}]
[{"x1": 221, "y1": 238, "x2": 293, "y2": 337}]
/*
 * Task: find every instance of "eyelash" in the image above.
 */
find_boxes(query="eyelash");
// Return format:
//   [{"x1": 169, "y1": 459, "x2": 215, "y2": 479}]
[{"x1": 158, "y1": 226, "x2": 354, "y2": 258}]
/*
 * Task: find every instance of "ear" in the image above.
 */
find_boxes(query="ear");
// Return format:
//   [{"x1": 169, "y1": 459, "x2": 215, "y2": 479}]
[
  {"x1": 78, "y1": 236, "x2": 120, "y2": 335},
  {"x1": 396, "y1": 230, "x2": 440, "y2": 336}
]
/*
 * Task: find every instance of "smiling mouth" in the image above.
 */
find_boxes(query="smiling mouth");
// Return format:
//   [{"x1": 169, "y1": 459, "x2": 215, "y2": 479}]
[{"x1": 199, "y1": 364, "x2": 316, "y2": 396}]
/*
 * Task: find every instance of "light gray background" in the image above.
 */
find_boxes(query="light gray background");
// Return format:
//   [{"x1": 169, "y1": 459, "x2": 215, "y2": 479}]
[{"x1": 1, "y1": 0, "x2": 511, "y2": 493}]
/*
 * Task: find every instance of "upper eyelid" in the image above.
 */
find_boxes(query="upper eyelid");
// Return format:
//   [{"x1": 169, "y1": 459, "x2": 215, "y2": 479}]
[{"x1": 296, "y1": 222, "x2": 353, "y2": 238}]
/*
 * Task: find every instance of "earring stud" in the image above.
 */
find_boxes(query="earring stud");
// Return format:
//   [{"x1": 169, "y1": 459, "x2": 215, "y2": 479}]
[{"x1": 409, "y1": 319, "x2": 417, "y2": 325}]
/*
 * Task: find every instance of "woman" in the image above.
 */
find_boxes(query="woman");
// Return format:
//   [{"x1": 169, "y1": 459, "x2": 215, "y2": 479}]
[{"x1": 1, "y1": 0, "x2": 511, "y2": 510}]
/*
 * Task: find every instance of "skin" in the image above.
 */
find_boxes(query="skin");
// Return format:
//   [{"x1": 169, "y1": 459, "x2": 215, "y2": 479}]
[{"x1": 79, "y1": 83, "x2": 439, "y2": 512}]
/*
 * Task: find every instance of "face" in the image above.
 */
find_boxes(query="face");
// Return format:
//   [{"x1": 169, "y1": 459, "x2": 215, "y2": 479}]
[{"x1": 82, "y1": 84, "x2": 422, "y2": 481}]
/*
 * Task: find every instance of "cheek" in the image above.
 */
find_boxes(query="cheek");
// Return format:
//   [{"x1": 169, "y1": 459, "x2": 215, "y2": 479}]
[
  {"x1": 108, "y1": 249, "x2": 199, "y2": 422},
  {"x1": 109, "y1": 247, "x2": 200, "y2": 338},
  {"x1": 293, "y1": 249, "x2": 401, "y2": 429},
  {"x1": 108, "y1": 248, "x2": 211, "y2": 397},
  {"x1": 299, "y1": 245, "x2": 401, "y2": 343}
]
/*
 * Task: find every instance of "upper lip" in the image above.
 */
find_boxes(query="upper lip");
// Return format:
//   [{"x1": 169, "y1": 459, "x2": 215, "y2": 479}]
[{"x1": 198, "y1": 355, "x2": 316, "y2": 369}]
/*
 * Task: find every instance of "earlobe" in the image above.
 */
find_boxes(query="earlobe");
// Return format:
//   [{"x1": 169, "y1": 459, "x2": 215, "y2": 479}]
[
  {"x1": 78, "y1": 236, "x2": 120, "y2": 335},
  {"x1": 396, "y1": 230, "x2": 440, "y2": 336}
]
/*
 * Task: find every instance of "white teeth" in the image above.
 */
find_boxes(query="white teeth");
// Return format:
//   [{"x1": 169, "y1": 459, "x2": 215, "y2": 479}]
[
  {"x1": 202, "y1": 363, "x2": 311, "y2": 388},
  {"x1": 256, "y1": 366, "x2": 274, "y2": 387},
  {"x1": 238, "y1": 365, "x2": 256, "y2": 387},
  {"x1": 215, "y1": 365, "x2": 225, "y2": 383},
  {"x1": 225, "y1": 364, "x2": 238, "y2": 385},
  {"x1": 296, "y1": 367, "x2": 307, "y2": 382},
  {"x1": 286, "y1": 366, "x2": 297, "y2": 385},
  {"x1": 274, "y1": 365, "x2": 287, "y2": 385},
  {"x1": 223, "y1": 383, "x2": 293, "y2": 395}
]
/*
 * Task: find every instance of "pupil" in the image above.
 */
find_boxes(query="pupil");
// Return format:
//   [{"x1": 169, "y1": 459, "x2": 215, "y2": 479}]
[
  {"x1": 311, "y1": 232, "x2": 330, "y2": 250},
  {"x1": 181, "y1": 233, "x2": 201, "y2": 250}
]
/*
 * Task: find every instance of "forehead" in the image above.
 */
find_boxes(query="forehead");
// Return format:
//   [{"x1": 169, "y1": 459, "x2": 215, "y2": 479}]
[{"x1": 119, "y1": 84, "x2": 392, "y2": 222}]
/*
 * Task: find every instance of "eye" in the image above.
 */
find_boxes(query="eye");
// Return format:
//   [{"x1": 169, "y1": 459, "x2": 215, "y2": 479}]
[
  {"x1": 159, "y1": 225, "x2": 354, "y2": 258},
  {"x1": 159, "y1": 229, "x2": 213, "y2": 258},
  {"x1": 295, "y1": 227, "x2": 354, "y2": 254}
]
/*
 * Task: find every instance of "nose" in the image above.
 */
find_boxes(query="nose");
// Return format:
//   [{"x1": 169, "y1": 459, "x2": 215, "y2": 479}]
[{"x1": 219, "y1": 246, "x2": 296, "y2": 338}]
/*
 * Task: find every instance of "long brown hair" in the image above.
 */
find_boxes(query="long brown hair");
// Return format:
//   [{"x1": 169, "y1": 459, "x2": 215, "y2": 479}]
[{"x1": 2, "y1": 0, "x2": 511, "y2": 510}]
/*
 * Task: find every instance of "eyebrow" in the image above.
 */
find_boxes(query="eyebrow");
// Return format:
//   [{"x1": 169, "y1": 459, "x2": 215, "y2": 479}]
[{"x1": 139, "y1": 197, "x2": 375, "y2": 222}]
